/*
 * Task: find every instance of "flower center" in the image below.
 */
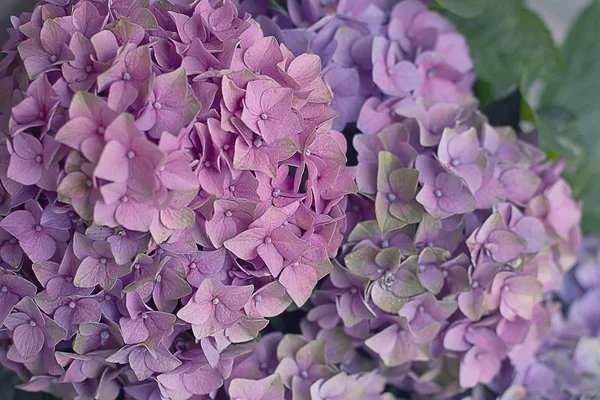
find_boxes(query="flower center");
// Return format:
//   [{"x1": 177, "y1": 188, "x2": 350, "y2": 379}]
[
  {"x1": 503, "y1": 285, "x2": 510, "y2": 292},
  {"x1": 38, "y1": 111, "x2": 45, "y2": 119},
  {"x1": 121, "y1": 196, "x2": 128, "y2": 203},
  {"x1": 212, "y1": 298, "x2": 219, "y2": 305},
  {"x1": 225, "y1": 211, "x2": 233, "y2": 217},
  {"x1": 104, "y1": 295, "x2": 111, "y2": 301},
  {"x1": 272, "y1": 189, "x2": 280, "y2": 197},
  {"x1": 229, "y1": 185, "x2": 236, "y2": 192},
  {"x1": 430, "y1": 125, "x2": 437, "y2": 133},
  {"x1": 9, "y1": 238, "x2": 17, "y2": 244},
  {"x1": 154, "y1": 102, "x2": 162, "y2": 110},
  {"x1": 350, "y1": 287, "x2": 357, "y2": 294},
  {"x1": 451, "y1": 159, "x2": 460, "y2": 167},
  {"x1": 66, "y1": 277, "x2": 73, "y2": 283},
  {"x1": 97, "y1": 127, "x2": 105, "y2": 135},
  {"x1": 69, "y1": 301, "x2": 76, "y2": 309},
  {"x1": 134, "y1": 264, "x2": 140, "y2": 270},
  {"x1": 86, "y1": 179, "x2": 93, "y2": 187},
  {"x1": 141, "y1": 312, "x2": 148, "y2": 319},
  {"x1": 259, "y1": 362, "x2": 268, "y2": 370},
  {"x1": 189, "y1": 262, "x2": 197, "y2": 269},
  {"x1": 264, "y1": 236, "x2": 272, "y2": 244},
  {"x1": 386, "y1": 67, "x2": 393, "y2": 75},
  {"x1": 417, "y1": 305, "x2": 425, "y2": 313},
  {"x1": 255, "y1": 295, "x2": 262, "y2": 303},
  {"x1": 253, "y1": 138, "x2": 263, "y2": 148},
  {"x1": 127, "y1": 151, "x2": 136, "y2": 159},
  {"x1": 35, "y1": 155, "x2": 42, "y2": 163},
  {"x1": 223, "y1": 144, "x2": 230, "y2": 151},
  {"x1": 434, "y1": 189, "x2": 442, "y2": 198},
  {"x1": 1, "y1": 286, "x2": 7, "y2": 293},
  {"x1": 100, "y1": 257, "x2": 107, "y2": 264},
  {"x1": 123, "y1": 72, "x2": 131, "y2": 81},
  {"x1": 442, "y1": 270, "x2": 448, "y2": 277},
  {"x1": 427, "y1": 241, "x2": 434, "y2": 247},
  {"x1": 381, "y1": 240, "x2": 389, "y2": 248},
  {"x1": 260, "y1": 113, "x2": 268, "y2": 120},
  {"x1": 304, "y1": 149, "x2": 311, "y2": 156},
  {"x1": 472, "y1": 280, "x2": 480, "y2": 288},
  {"x1": 204, "y1": 161, "x2": 211, "y2": 168},
  {"x1": 428, "y1": 69, "x2": 435, "y2": 78},
  {"x1": 49, "y1": 55, "x2": 57, "y2": 63},
  {"x1": 386, "y1": 193, "x2": 397, "y2": 201},
  {"x1": 85, "y1": 65, "x2": 93, "y2": 72},
  {"x1": 156, "y1": 275, "x2": 162, "y2": 283},
  {"x1": 300, "y1": 370, "x2": 309, "y2": 378},
  {"x1": 100, "y1": 331, "x2": 109, "y2": 341},
  {"x1": 34, "y1": 224, "x2": 42, "y2": 232},
  {"x1": 29, "y1": 320, "x2": 36, "y2": 327}
]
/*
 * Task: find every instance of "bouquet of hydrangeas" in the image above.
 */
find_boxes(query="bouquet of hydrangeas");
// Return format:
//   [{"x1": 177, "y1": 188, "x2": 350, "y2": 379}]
[{"x1": 0, "y1": 0, "x2": 589, "y2": 399}]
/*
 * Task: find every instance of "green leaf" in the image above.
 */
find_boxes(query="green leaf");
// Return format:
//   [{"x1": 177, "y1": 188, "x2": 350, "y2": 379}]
[
  {"x1": 542, "y1": 0, "x2": 600, "y2": 113},
  {"x1": 450, "y1": 0, "x2": 563, "y2": 91},
  {"x1": 435, "y1": 0, "x2": 485, "y2": 18}
]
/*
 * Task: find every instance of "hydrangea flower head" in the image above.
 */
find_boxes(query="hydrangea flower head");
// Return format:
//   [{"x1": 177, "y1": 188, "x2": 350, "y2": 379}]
[{"x1": 0, "y1": 0, "x2": 354, "y2": 398}]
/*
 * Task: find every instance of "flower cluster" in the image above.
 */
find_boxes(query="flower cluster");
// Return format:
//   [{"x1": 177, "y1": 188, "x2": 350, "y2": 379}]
[
  {"x1": 239, "y1": 0, "x2": 474, "y2": 132},
  {"x1": 0, "y1": 0, "x2": 355, "y2": 398},
  {"x1": 500, "y1": 238, "x2": 600, "y2": 399},
  {"x1": 226, "y1": 0, "x2": 584, "y2": 398}
]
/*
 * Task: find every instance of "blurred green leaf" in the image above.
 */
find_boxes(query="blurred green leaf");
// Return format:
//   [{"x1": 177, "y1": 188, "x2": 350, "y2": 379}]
[
  {"x1": 542, "y1": 0, "x2": 600, "y2": 113},
  {"x1": 435, "y1": 0, "x2": 485, "y2": 18},
  {"x1": 450, "y1": 0, "x2": 563, "y2": 91}
]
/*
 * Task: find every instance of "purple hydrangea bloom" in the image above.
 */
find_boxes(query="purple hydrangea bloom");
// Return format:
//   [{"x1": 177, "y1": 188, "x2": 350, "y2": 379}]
[{"x1": 0, "y1": 0, "x2": 355, "y2": 398}]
